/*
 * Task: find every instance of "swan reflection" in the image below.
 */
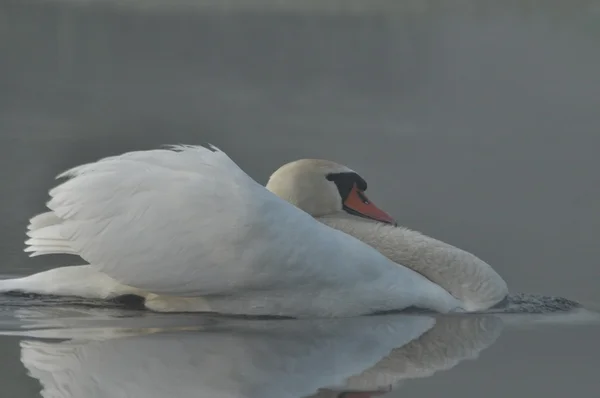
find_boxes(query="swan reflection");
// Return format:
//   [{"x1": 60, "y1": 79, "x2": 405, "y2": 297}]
[{"x1": 18, "y1": 313, "x2": 503, "y2": 398}]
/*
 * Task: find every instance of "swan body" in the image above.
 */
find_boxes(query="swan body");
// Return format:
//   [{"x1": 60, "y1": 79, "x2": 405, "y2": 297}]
[{"x1": 2, "y1": 145, "x2": 472, "y2": 317}]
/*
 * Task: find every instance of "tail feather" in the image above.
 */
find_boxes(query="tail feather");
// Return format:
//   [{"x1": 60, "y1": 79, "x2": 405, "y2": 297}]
[
  {"x1": 26, "y1": 248, "x2": 78, "y2": 257},
  {"x1": 27, "y1": 224, "x2": 63, "y2": 240},
  {"x1": 25, "y1": 238, "x2": 72, "y2": 248},
  {"x1": 28, "y1": 211, "x2": 62, "y2": 231},
  {"x1": 24, "y1": 213, "x2": 77, "y2": 257}
]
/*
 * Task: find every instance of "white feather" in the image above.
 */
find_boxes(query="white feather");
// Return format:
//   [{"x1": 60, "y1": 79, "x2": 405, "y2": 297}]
[
  {"x1": 24, "y1": 214, "x2": 76, "y2": 256},
  {"x1": 0, "y1": 265, "x2": 143, "y2": 299},
  {"x1": 28, "y1": 211, "x2": 62, "y2": 231},
  {"x1": 318, "y1": 214, "x2": 508, "y2": 311},
  {"x1": 18, "y1": 145, "x2": 464, "y2": 317}
]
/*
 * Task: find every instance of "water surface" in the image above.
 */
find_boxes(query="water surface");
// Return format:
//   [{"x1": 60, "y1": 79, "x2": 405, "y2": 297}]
[{"x1": 1, "y1": 0, "x2": 600, "y2": 397}]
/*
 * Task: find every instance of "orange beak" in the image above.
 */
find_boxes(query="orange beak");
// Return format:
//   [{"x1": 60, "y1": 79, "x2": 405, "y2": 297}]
[{"x1": 343, "y1": 185, "x2": 397, "y2": 226}]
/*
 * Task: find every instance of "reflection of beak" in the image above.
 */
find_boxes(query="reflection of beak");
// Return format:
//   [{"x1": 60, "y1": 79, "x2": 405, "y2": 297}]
[{"x1": 343, "y1": 185, "x2": 397, "y2": 226}]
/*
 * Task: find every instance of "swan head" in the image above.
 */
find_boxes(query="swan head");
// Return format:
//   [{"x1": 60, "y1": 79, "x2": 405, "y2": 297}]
[{"x1": 266, "y1": 159, "x2": 397, "y2": 226}]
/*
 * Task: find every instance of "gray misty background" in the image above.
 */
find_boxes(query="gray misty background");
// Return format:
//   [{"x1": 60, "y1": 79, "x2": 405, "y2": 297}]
[{"x1": 0, "y1": 1, "x2": 600, "y2": 397}]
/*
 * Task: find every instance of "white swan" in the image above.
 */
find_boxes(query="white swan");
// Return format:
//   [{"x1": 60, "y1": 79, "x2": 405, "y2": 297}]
[{"x1": 0, "y1": 145, "x2": 506, "y2": 316}]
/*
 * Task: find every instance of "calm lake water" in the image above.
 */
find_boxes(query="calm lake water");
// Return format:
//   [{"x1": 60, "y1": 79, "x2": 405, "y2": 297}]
[{"x1": 1, "y1": 0, "x2": 600, "y2": 397}]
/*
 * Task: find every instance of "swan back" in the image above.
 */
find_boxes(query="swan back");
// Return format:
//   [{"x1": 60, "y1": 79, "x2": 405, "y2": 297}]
[{"x1": 318, "y1": 213, "x2": 508, "y2": 311}]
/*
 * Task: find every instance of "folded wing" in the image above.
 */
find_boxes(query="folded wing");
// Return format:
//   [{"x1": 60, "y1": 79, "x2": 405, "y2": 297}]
[{"x1": 26, "y1": 145, "x2": 320, "y2": 296}]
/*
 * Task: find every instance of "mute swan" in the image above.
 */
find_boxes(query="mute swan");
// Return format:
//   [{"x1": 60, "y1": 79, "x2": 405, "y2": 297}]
[
  {"x1": 266, "y1": 159, "x2": 508, "y2": 311},
  {"x1": 1, "y1": 144, "x2": 471, "y2": 317}
]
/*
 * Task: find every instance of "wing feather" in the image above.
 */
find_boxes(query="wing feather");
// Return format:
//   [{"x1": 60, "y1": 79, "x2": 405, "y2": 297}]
[{"x1": 39, "y1": 145, "x2": 321, "y2": 296}]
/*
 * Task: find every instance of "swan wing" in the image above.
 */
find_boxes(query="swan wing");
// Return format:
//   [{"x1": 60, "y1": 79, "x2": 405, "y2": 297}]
[{"x1": 26, "y1": 145, "x2": 321, "y2": 296}]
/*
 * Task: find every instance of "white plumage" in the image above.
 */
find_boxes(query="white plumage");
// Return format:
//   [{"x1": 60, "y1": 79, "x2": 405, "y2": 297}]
[{"x1": 10, "y1": 144, "x2": 468, "y2": 317}]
